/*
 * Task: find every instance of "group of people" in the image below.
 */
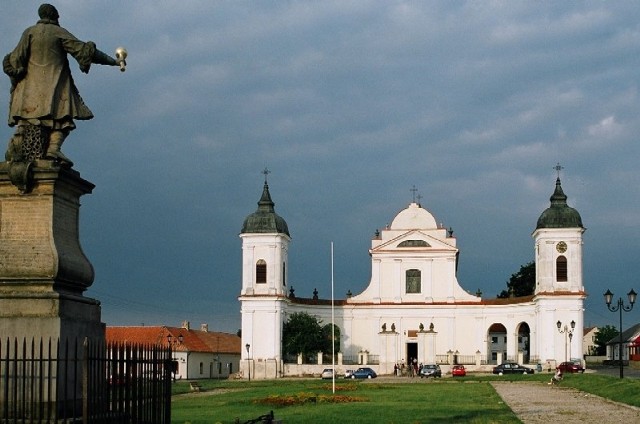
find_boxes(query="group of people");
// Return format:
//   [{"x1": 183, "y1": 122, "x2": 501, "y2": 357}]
[{"x1": 393, "y1": 359, "x2": 421, "y2": 377}]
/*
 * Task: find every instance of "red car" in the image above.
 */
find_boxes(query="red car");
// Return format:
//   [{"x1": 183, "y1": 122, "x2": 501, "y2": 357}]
[
  {"x1": 556, "y1": 362, "x2": 585, "y2": 373},
  {"x1": 451, "y1": 365, "x2": 466, "y2": 377}
]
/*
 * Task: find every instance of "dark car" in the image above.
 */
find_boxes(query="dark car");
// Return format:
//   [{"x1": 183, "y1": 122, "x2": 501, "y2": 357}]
[
  {"x1": 492, "y1": 362, "x2": 534, "y2": 375},
  {"x1": 350, "y1": 367, "x2": 377, "y2": 379},
  {"x1": 419, "y1": 364, "x2": 442, "y2": 378},
  {"x1": 557, "y1": 361, "x2": 585, "y2": 373}
]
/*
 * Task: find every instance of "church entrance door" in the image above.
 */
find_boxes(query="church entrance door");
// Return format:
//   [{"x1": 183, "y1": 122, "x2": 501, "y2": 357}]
[{"x1": 406, "y1": 342, "x2": 417, "y2": 364}]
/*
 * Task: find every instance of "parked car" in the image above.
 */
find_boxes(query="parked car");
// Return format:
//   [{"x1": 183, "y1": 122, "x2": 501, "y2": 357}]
[
  {"x1": 344, "y1": 369, "x2": 355, "y2": 378},
  {"x1": 451, "y1": 365, "x2": 466, "y2": 377},
  {"x1": 350, "y1": 367, "x2": 377, "y2": 379},
  {"x1": 321, "y1": 368, "x2": 335, "y2": 379},
  {"x1": 419, "y1": 364, "x2": 442, "y2": 378},
  {"x1": 492, "y1": 362, "x2": 534, "y2": 375},
  {"x1": 556, "y1": 361, "x2": 585, "y2": 374}
]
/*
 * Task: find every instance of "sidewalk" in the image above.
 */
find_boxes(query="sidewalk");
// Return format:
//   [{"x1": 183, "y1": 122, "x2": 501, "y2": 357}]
[{"x1": 491, "y1": 381, "x2": 640, "y2": 424}]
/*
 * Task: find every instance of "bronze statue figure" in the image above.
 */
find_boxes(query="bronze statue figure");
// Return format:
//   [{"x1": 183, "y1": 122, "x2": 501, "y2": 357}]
[{"x1": 3, "y1": 3, "x2": 125, "y2": 168}]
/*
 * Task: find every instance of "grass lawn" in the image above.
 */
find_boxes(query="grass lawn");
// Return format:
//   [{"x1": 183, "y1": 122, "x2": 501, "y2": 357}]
[
  {"x1": 171, "y1": 378, "x2": 520, "y2": 424},
  {"x1": 170, "y1": 373, "x2": 640, "y2": 424}
]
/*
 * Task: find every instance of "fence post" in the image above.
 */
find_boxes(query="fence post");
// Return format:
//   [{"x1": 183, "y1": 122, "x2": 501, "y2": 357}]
[
  {"x1": 82, "y1": 338, "x2": 88, "y2": 424},
  {"x1": 165, "y1": 343, "x2": 172, "y2": 423}
]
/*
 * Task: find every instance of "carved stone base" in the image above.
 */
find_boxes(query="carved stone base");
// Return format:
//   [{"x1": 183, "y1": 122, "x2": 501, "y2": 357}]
[{"x1": 0, "y1": 161, "x2": 103, "y2": 341}]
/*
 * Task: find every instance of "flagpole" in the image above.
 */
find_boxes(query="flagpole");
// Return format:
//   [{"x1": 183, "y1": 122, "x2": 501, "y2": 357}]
[{"x1": 331, "y1": 241, "x2": 335, "y2": 394}]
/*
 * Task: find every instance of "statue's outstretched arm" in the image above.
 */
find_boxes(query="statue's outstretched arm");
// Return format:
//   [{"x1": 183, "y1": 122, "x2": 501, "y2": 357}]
[{"x1": 92, "y1": 48, "x2": 117, "y2": 67}]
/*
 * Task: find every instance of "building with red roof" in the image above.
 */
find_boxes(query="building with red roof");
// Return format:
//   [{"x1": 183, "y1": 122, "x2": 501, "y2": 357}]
[{"x1": 107, "y1": 321, "x2": 241, "y2": 380}]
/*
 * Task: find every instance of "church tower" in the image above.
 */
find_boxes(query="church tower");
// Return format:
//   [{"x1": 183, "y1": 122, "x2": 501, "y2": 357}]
[
  {"x1": 533, "y1": 174, "x2": 585, "y2": 295},
  {"x1": 533, "y1": 169, "x2": 586, "y2": 363},
  {"x1": 239, "y1": 172, "x2": 290, "y2": 379}
]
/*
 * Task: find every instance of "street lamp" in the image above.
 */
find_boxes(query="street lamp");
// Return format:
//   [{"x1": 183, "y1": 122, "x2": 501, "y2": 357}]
[
  {"x1": 166, "y1": 333, "x2": 184, "y2": 347},
  {"x1": 604, "y1": 289, "x2": 637, "y2": 379},
  {"x1": 245, "y1": 343, "x2": 251, "y2": 382},
  {"x1": 556, "y1": 320, "x2": 575, "y2": 364}
]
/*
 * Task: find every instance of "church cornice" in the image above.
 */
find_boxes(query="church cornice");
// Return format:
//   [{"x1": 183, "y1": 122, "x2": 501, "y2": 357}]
[
  {"x1": 534, "y1": 290, "x2": 587, "y2": 298},
  {"x1": 238, "y1": 294, "x2": 289, "y2": 301}
]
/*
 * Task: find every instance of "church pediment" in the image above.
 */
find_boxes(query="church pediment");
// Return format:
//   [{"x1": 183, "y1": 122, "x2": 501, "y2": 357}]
[{"x1": 371, "y1": 230, "x2": 456, "y2": 253}]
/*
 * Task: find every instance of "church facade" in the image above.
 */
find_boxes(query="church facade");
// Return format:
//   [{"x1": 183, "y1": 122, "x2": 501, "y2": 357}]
[{"x1": 239, "y1": 176, "x2": 586, "y2": 378}]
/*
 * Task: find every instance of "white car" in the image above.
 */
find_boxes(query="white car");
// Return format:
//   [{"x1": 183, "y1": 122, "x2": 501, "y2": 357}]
[
  {"x1": 344, "y1": 369, "x2": 354, "y2": 378},
  {"x1": 321, "y1": 368, "x2": 335, "y2": 379}
]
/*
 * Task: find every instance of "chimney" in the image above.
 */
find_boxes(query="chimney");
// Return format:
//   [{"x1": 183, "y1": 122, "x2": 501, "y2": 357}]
[
  {"x1": 181, "y1": 320, "x2": 190, "y2": 330},
  {"x1": 200, "y1": 323, "x2": 208, "y2": 332}
]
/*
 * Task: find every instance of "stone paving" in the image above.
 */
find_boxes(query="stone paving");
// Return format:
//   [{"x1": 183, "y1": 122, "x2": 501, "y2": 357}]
[{"x1": 491, "y1": 381, "x2": 640, "y2": 423}]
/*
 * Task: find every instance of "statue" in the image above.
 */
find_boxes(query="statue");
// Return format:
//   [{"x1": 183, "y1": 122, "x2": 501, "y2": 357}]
[{"x1": 3, "y1": 4, "x2": 126, "y2": 170}]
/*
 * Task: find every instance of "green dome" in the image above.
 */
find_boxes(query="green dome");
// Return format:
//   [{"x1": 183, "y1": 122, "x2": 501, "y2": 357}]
[
  {"x1": 241, "y1": 182, "x2": 290, "y2": 236},
  {"x1": 536, "y1": 178, "x2": 583, "y2": 229}
]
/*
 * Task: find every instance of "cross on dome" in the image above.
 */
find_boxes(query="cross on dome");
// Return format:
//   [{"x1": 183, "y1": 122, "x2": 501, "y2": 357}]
[
  {"x1": 262, "y1": 167, "x2": 271, "y2": 183},
  {"x1": 410, "y1": 185, "x2": 419, "y2": 203}
]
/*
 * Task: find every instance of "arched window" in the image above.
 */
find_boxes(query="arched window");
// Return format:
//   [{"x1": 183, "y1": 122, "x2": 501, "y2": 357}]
[
  {"x1": 398, "y1": 240, "x2": 430, "y2": 247},
  {"x1": 256, "y1": 259, "x2": 267, "y2": 284},
  {"x1": 556, "y1": 256, "x2": 567, "y2": 282},
  {"x1": 406, "y1": 269, "x2": 421, "y2": 293}
]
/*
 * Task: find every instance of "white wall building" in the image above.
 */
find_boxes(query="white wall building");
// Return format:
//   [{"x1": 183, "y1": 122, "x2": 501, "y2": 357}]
[
  {"x1": 239, "y1": 176, "x2": 586, "y2": 378},
  {"x1": 583, "y1": 326, "x2": 599, "y2": 356},
  {"x1": 106, "y1": 323, "x2": 241, "y2": 380}
]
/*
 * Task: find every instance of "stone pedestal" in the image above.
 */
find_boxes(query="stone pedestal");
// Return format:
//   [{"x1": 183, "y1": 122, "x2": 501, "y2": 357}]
[{"x1": 0, "y1": 160, "x2": 104, "y2": 342}]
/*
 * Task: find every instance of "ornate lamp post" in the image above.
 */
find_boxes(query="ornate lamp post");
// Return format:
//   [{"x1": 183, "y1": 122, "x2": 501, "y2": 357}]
[
  {"x1": 556, "y1": 320, "x2": 575, "y2": 364},
  {"x1": 604, "y1": 289, "x2": 637, "y2": 379},
  {"x1": 245, "y1": 343, "x2": 251, "y2": 382}
]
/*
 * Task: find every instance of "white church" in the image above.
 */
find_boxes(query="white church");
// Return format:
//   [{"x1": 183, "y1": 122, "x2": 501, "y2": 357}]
[{"x1": 239, "y1": 175, "x2": 586, "y2": 378}]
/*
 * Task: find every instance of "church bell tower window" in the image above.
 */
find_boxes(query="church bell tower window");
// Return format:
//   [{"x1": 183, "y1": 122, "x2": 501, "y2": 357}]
[
  {"x1": 256, "y1": 260, "x2": 267, "y2": 284},
  {"x1": 556, "y1": 256, "x2": 567, "y2": 282}
]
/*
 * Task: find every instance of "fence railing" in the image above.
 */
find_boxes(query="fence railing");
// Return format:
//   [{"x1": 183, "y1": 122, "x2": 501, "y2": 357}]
[
  {"x1": 0, "y1": 337, "x2": 172, "y2": 424},
  {"x1": 342, "y1": 356, "x2": 358, "y2": 365},
  {"x1": 435, "y1": 355, "x2": 449, "y2": 364}
]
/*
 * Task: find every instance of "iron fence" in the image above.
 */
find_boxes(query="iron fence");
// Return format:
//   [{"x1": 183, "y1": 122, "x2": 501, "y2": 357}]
[{"x1": 0, "y1": 337, "x2": 172, "y2": 423}]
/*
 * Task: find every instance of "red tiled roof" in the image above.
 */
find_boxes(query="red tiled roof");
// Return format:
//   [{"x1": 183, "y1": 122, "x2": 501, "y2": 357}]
[
  {"x1": 106, "y1": 326, "x2": 166, "y2": 345},
  {"x1": 106, "y1": 326, "x2": 241, "y2": 354}
]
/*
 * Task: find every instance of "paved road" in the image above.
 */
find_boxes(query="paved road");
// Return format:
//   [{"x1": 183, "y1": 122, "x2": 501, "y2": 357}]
[{"x1": 588, "y1": 364, "x2": 640, "y2": 378}]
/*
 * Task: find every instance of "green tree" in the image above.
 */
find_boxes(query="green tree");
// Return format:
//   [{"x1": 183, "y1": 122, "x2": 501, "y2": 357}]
[
  {"x1": 497, "y1": 261, "x2": 535, "y2": 298},
  {"x1": 282, "y1": 312, "x2": 325, "y2": 358},
  {"x1": 322, "y1": 323, "x2": 341, "y2": 354},
  {"x1": 593, "y1": 325, "x2": 619, "y2": 355}
]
